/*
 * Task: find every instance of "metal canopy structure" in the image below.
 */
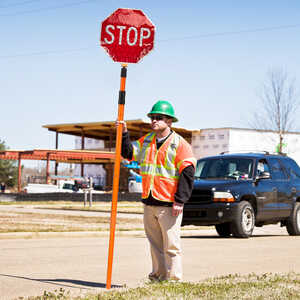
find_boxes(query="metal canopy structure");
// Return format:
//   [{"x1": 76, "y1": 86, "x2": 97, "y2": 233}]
[
  {"x1": 0, "y1": 149, "x2": 115, "y2": 164},
  {"x1": 43, "y1": 119, "x2": 193, "y2": 145},
  {"x1": 1, "y1": 120, "x2": 194, "y2": 193},
  {"x1": 0, "y1": 149, "x2": 116, "y2": 192}
]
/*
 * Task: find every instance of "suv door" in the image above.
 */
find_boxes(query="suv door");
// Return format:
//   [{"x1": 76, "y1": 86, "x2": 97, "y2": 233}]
[
  {"x1": 280, "y1": 157, "x2": 300, "y2": 214},
  {"x1": 267, "y1": 157, "x2": 290, "y2": 218},
  {"x1": 255, "y1": 159, "x2": 278, "y2": 220}
]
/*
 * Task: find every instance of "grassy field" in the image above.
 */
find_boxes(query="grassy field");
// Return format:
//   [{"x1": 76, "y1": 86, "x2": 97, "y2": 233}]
[
  {"x1": 0, "y1": 201, "x2": 144, "y2": 213},
  {"x1": 0, "y1": 201, "x2": 144, "y2": 233},
  {"x1": 28, "y1": 273, "x2": 300, "y2": 300},
  {"x1": 0, "y1": 201, "x2": 201, "y2": 235}
]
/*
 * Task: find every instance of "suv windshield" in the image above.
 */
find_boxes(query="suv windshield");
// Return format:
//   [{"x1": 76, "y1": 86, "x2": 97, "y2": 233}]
[{"x1": 195, "y1": 157, "x2": 254, "y2": 180}]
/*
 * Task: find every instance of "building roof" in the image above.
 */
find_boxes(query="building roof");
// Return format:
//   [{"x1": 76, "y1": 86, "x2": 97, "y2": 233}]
[
  {"x1": 43, "y1": 119, "x2": 194, "y2": 143},
  {"x1": 193, "y1": 127, "x2": 300, "y2": 135}
]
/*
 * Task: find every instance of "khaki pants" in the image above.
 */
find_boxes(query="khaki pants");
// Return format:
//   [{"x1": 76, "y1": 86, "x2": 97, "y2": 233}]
[{"x1": 143, "y1": 204, "x2": 183, "y2": 281}]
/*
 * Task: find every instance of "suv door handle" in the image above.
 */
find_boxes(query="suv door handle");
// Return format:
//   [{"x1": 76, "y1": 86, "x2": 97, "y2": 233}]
[{"x1": 272, "y1": 188, "x2": 277, "y2": 192}]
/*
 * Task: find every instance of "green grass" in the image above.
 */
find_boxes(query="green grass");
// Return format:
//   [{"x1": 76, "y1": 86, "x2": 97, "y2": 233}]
[{"x1": 25, "y1": 273, "x2": 300, "y2": 300}]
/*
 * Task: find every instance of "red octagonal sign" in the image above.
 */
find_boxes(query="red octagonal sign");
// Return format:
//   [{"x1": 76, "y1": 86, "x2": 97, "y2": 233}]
[{"x1": 100, "y1": 8, "x2": 155, "y2": 63}]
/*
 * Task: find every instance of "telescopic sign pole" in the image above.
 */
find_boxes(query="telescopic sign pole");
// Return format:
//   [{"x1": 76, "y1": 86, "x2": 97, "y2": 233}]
[
  {"x1": 100, "y1": 8, "x2": 155, "y2": 290},
  {"x1": 106, "y1": 63, "x2": 127, "y2": 289}
]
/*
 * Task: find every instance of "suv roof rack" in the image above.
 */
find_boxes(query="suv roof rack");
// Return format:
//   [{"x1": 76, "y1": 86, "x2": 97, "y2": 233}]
[{"x1": 219, "y1": 150, "x2": 270, "y2": 155}]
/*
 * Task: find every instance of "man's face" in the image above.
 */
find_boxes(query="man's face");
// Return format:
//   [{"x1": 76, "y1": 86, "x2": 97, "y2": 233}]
[{"x1": 149, "y1": 114, "x2": 172, "y2": 132}]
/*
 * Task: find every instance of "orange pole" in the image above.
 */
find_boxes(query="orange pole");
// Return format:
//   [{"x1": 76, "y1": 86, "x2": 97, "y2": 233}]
[{"x1": 106, "y1": 63, "x2": 127, "y2": 289}]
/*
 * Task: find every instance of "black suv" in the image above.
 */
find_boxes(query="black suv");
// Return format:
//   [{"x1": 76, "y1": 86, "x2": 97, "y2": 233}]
[{"x1": 182, "y1": 152, "x2": 300, "y2": 238}]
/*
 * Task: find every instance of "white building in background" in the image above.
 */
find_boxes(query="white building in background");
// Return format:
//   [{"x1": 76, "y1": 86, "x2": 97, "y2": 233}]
[
  {"x1": 73, "y1": 137, "x2": 107, "y2": 188},
  {"x1": 192, "y1": 128, "x2": 300, "y2": 165}
]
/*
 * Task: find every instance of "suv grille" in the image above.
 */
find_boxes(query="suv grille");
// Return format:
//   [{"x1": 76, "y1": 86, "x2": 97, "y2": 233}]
[{"x1": 188, "y1": 189, "x2": 212, "y2": 204}]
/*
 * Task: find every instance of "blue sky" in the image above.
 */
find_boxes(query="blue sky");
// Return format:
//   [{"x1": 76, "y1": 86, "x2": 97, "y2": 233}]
[{"x1": 1, "y1": 0, "x2": 300, "y2": 151}]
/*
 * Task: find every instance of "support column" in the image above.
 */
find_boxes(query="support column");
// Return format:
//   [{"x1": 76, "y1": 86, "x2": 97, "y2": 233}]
[
  {"x1": 81, "y1": 132, "x2": 85, "y2": 177},
  {"x1": 18, "y1": 153, "x2": 22, "y2": 193},
  {"x1": 103, "y1": 163, "x2": 113, "y2": 191},
  {"x1": 55, "y1": 132, "x2": 59, "y2": 176},
  {"x1": 109, "y1": 130, "x2": 113, "y2": 151},
  {"x1": 46, "y1": 153, "x2": 50, "y2": 184}
]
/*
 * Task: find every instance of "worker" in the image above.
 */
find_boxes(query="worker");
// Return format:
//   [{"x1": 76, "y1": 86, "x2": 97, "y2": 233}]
[
  {"x1": 116, "y1": 100, "x2": 196, "y2": 282},
  {"x1": 0, "y1": 182, "x2": 5, "y2": 193}
]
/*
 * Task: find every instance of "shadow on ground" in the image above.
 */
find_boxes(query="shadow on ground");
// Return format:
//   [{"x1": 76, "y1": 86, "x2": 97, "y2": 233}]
[{"x1": 0, "y1": 273, "x2": 122, "y2": 289}]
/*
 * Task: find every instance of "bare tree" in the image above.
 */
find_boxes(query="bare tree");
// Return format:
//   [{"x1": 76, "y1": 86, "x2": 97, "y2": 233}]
[{"x1": 251, "y1": 68, "x2": 299, "y2": 153}]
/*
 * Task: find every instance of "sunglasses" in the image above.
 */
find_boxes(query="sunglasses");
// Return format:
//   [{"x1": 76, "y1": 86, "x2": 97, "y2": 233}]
[{"x1": 150, "y1": 115, "x2": 164, "y2": 121}]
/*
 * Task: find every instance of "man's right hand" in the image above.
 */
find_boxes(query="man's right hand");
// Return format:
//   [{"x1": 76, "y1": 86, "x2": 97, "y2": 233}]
[{"x1": 115, "y1": 120, "x2": 128, "y2": 133}]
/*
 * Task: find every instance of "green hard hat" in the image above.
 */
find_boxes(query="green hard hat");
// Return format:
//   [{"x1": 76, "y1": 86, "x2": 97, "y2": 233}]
[{"x1": 147, "y1": 100, "x2": 178, "y2": 122}]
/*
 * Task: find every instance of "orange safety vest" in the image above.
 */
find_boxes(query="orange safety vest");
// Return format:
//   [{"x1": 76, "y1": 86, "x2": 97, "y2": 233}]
[{"x1": 132, "y1": 131, "x2": 196, "y2": 202}]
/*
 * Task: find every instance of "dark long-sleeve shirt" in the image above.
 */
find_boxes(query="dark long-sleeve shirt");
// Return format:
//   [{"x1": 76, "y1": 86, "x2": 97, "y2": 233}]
[{"x1": 122, "y1": 131, "x2": 195, "y2": 206}]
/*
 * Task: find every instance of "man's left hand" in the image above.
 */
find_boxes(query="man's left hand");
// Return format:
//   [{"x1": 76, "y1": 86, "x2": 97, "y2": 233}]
[{"x1": 172, "y1": 202, "x2": 184, "y2": 216}]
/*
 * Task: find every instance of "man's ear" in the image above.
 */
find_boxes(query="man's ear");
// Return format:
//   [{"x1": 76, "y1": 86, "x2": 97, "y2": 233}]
[{"x1": 166, "y1": 118, "x2": 173, "y2": 127}]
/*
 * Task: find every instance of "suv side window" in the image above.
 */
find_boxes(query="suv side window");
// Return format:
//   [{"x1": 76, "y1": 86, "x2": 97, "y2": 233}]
[
  {"x1": 267, "y1": 157, "x2": 288, "y2": 180},
  {"x1": 257, "y1": 159, "x2": 270, "y2": 176},
  {"x1": 195, "y1": 160, "x2": 205, "y2": 177},
  {"x1": 281, "y1": 157, "x2": 300, "y2": 180}
]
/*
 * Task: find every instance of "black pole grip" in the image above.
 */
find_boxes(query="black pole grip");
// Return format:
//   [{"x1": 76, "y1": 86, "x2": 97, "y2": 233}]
[
  {"x1": 118, "y1": 91, "x2": 126, "y2": 104},
  {"x1": 121, "y1": 66, "x2": 127, "y2": 78}
]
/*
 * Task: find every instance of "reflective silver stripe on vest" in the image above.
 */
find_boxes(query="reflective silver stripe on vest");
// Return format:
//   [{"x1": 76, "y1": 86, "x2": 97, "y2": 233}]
[
  {"x1": 133, "y1": 132, "x2": 155, "y2": 163},
  {"x1": 132, "y1": 140, "x2": 141, "y2": 161},
  {"x1": 164, "y1": 133, "x2": 180, "y2": 175},
  {"x1": 139, "y1": 132, "x2": 180, "y2": 179}
]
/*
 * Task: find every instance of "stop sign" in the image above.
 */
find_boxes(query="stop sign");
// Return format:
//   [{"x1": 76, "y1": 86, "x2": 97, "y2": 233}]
[{"x1": 100, "y1": 8, "x2": 155, "y2": 63}]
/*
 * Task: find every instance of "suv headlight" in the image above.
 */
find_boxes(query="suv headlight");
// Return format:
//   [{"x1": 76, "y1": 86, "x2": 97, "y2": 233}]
[{"x1": 213, "y1": 191, "x2": 234, "y2": 202}]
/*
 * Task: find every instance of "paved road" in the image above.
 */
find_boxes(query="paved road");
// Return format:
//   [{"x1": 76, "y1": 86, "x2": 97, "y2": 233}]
[{"x1": 1, "y1": 225, "x2": 299, "y2": 300}]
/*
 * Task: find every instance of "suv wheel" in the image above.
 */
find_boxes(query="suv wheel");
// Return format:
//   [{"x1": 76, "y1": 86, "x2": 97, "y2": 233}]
[
  {"x1": 231, "y1": 201, "x2": 255, "y2": 238},
  {"x1": 286, "y1": 202, "x2": 300, "y2": 236},
  {"x1": 215, "y1": 223, "x2": 231, "y2": 237}
]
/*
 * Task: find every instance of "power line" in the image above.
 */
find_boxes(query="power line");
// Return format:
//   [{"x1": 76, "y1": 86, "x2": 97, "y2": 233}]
[
  {"x1": 159, "y1": 23, "x2": 300, "y2": 42},
  {"x1": 0, "y1": 46, "x2": 94, "y2": 59},
  {"x1": 0, "y1": 0, "x2": 97, "y2": 16},
  {"x1": 0, "y1": 23, "x2": 299, "y2": 60}
]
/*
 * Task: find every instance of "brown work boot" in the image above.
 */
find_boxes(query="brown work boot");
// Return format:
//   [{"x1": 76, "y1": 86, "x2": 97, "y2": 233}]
[{"x1": 148, "y1": 273, "x2": 162, "y2": 282}]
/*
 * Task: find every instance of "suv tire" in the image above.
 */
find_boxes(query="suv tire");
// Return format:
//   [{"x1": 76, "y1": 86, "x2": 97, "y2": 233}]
[
  {"x1": 286, "y1": 202, "x2": 300, "y2": 236},
  {"x1": 230, "y1": 201, "x2": 255, "y2": 238},
  {"x1": 215, "y1": 223, "x2": 231, "y2": 237}
]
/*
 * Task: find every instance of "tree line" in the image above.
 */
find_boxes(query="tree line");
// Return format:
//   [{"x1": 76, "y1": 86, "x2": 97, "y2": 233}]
[{"x1": 0, "y1": 139, "x2": 18, "y2": 189}]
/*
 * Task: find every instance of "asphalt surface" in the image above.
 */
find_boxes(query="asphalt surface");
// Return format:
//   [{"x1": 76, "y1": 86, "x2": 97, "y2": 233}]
[{"x1": 0, "y1": 206, "x2": 300, "y2": 299}]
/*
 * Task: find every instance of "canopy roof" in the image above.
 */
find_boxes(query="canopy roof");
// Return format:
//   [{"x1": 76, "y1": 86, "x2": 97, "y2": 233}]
[
  {"x1": 0, "y1": 149, "x2": 115, "y2": 164},
  {"x1": 43, "y1": 119, "x2": 193, "y2": 143}
]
